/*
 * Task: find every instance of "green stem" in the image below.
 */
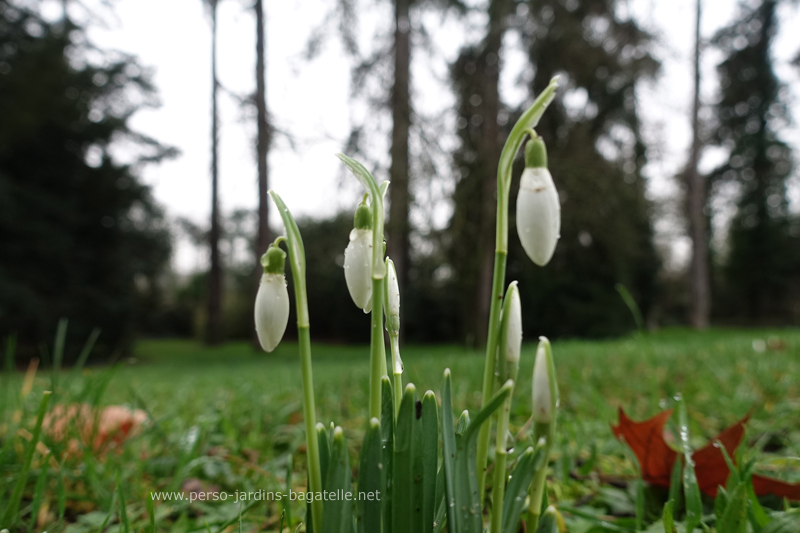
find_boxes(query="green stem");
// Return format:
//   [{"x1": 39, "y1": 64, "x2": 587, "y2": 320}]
[
  {"x1": 369, "y1": 277, "x2": 386, "y2": 419},
  {"x1": 526, "y1": 422, "x2": 552, "y2": 533},
  {"x1": 476, "y1": 251, "x2": 507, "y2": 502},
  {"x1": 490, "y1": 388, "x2": 514, "y2": 533},
  {"x1": 389, "y1": 335, "x2": 402, "y2": 416},
  {"x1": 298, "y1": 326, "x2": 323, "y2": 533}
]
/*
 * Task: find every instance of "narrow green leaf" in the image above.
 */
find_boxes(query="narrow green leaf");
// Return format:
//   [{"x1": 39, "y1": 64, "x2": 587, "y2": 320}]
[
  {"x1": 1, "y1": 390, "x2": 51, "y2": 526},
  {"x1": 535, "y1": 505, "x2": 559, "y2": 533},
  {"x1": 421, "y1": 391, "x2": 439, "y2": 533},
  {"x1": 393, "y1": 384, "x2": 417, "y2": 533},
  {"x1": 501, "y1": 443, "x2": 547, "y2": 533},
  {"x1": 57, "y1": 466, "x2": 66, "y2": 530},
  {"x1": 357, "y1": 418, "x2": 382, "y2": 533},
  {"x1": 433, "y1": 466, "x2": 447, "y2": 533},
  {"x1": 668, "y1": 453, "x2": 682, "y2": 518},
  {"x1": 317, "y1": 423, "x2": 331, "y2": 485},
  {"x1": 381, "y1": 376, "x2": 395, "y2": 533},
  {"x1": 456, "y1": 410, "x2": 470, "y2": 439},
  {"x1": 441, "y1": 370, "x2": 457, "y2": 533},
  {"x1": 117, "y1": 470, "x2": 130, "y2": 533},
  {"x1": 412, "y1": 395, "x2": 425, "y2": 533},
  {"x1": 51, "y1": 318, "x2": 68, "y2": 391},
  {"x1": 148, "y1": 491, "x2": 156, "y2": 533},
  {"x1": 717, "y1": 483, "x2": 748, "y2": 533},
  {"x1": 450, "y1": 380, "x2": 513, "y2": 533},
  {"x1": 715, "y1": 485, "x2": 729, "y2": 522},
  {"x1": 634, "y1": 477, "x2": 646, "y2": 531},
  {"x1": 322, "y1": 426, "x2": 354, "y2": 533},
  {"x1": 28, "y1": 452, "x2": 50, "y2": 533},
  {"x1": 677, "y1": 397, "x2": 703, "y2": 531},
  {"x1": 73, "y1": 327, "x2": 101, "y2": 374},
  {"x1": 746, "y1": 476, "x2": 770, "y2": 530},
  {"x1": 761, "y1": 510, "x2": 800, "y2": 533},
  {"x1": 662, "y1": 500, "x2": 676, "y2": 533}
]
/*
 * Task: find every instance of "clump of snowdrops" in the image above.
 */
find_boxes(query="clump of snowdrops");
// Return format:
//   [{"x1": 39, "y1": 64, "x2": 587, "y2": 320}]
[{"x1": 254, "y1": 77, "x2": 562, "y2": 533}]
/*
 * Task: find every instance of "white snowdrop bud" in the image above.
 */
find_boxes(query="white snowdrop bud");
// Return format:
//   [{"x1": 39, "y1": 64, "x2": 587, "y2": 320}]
[
  {"x1": 384, "y1": 257, "x2": 400, "y2": 336},
  {"x1": 344, "y1": 200, "x2": 374, "y2": 312},
  {"x1": 254, "y1": 246, "x2": 290, "y2": 353},
  {"x1": 501, "y1": 282, "x2": 522, "y2": 364},
  {"x1": 516, "y1": 137, "x2": 560, "y2": 267},
  {"x1": 532, "y1": 337, "x2": 558, "y2": 424}
]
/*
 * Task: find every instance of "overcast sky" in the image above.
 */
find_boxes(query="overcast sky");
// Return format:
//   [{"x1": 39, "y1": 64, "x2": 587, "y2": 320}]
[{"x1": 41, "y1": 0, "x2": 800, "y2": 272}]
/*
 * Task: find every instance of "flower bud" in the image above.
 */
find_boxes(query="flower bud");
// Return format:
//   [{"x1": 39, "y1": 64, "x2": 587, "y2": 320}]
[
  {"x1": 516, "y1": 137, "x2": 560, "y2": 267},
  {"x1": 254, "y1": 245, "x2": 290, "y2": 352},
  {"x1": 532, "y1": 336, "x2": 558, "y2": 424},
  {"x1": 500, "y1": 282, "x2": 522, "y2": 364},
  {"x1": 384, "y1": 257, "x2": 400, "y2": 336},
  {"x1": 344, "y1": 198, "x2": 374, "y2": 313}
]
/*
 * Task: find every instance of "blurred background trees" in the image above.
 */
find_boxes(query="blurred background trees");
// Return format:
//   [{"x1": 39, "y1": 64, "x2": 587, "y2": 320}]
[
  {"x1": 1, "y1": 0, "x2": 798, "y2": 361},
  {"x1": 0, "y1": 1, "x2": 174, "y2": 362}
]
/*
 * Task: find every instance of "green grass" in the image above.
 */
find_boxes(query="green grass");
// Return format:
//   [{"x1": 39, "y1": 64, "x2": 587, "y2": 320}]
[{"x1": 2, "y1": 327, "x2": 799, "y2": 531}]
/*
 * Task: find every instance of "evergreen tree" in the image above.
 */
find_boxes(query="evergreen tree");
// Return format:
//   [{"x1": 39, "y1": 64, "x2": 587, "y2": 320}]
[
  {"x1": 0, "y1": 2, "x2": 173, "y2": 360},
  {"x1": 712, "y1": 0, "x2": 797, "y2": 321}
]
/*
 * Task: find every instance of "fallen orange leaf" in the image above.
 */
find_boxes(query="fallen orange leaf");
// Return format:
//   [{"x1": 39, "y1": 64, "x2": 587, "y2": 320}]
[{"x1": 612, "y1": 408, "x2": 800, "y2": 500}]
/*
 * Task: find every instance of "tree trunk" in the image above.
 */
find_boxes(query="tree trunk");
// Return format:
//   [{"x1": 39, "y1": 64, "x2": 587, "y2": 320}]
[
  {"x1": 253, "y1": 0, "x2": 271, "y2": 347},
  {"x1": 474, "y1": 0, "x2": 508, "y2": 344},
  {"x1": 685, "y1": 0, "x2": 710, "y2": 329},
  {"x1": 387, "y1": 0, "x2": 411, "y2": 311},
  {"x1": 206, "y1": 0, "x2": 223, "y2": 344}
]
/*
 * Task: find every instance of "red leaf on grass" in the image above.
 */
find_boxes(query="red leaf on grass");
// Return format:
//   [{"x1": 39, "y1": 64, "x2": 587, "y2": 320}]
[
  {"x1": 612, "y1": 408, "x2": 800, "y2": 500},
  {"x1": 611, "y1": 407, "x2": 676, "y2": 487}
]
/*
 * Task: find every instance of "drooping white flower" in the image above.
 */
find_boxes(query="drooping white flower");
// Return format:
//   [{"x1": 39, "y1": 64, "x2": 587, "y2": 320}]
[
  {"x1": 254, "y1": 272, "x2": 290, "y2": 353},
  {"x1": 344, "y1": 228, "x2": 373, "y2": 312},
  {"x1": 254, "y1": 245, "x2": 290, "y2": 353},
  {"x1": 516, "y1": 137, "x2": 560, "y2": 267},
  {"x1": 502, "y1": 282, "x2": 522, "y2": 364}
]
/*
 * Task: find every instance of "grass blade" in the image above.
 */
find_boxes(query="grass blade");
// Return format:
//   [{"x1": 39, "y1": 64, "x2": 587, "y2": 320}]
[
  {"x1": 117, "y1": 469, "x2": 130, "y2": 533},
  {"x1": 662, "y1": 500, "x2": 676, "y2": 533},
  {"x1": 1, "y1": 390, "x2": 51, "y2": 526},
  {"x1": 28, "y1": 452, "x2": 50, "y2": 533},
  {"x1": 51, "y1": 318, "x2": 68, "y2": 391},
  {"x1": 718, "y1": 482, "x2": 748, "y2": 533},
  {"x1": 677, "y1": 396, "x2": 703, "y2": 531},
  {"x1": 148, "y1": 491, "x2": 156, "y2": 533},
  {"x1": 421, "y1": 391, "x2": 439, "y2": 533},
  {"x1": 73, "y1": 327, "x2": 101, "y2": 374}
]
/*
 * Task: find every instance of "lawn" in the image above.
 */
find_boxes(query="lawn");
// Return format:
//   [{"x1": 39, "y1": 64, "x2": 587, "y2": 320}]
[{"x1": 2, "y1": 327, "x2": 799, "y2": 531}]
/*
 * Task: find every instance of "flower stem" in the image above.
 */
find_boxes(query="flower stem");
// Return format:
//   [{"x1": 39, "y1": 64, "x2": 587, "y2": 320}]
[
  {"x1": 369, "y1": 276, "x2": 386, "y2": 419},
  {"x1": 526, "y1": 421, "x2": 552, "y2": 533},
  {"x1": 476, "y1": 251, "x2": 507, "y2": 501},
  {"x1": 490, "y1": 384, "x2": 514, "y2": 533},
  {"x1": 389, "y1": 335, "x2": 402, "y2": 416},
  {"x1": 299, "y1": 325, "x2": 323, "y2": 533}
]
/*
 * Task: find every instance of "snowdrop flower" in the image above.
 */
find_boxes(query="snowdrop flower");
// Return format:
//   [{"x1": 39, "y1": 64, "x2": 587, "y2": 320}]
[
  {"x1": 500, "y1": 282, "x2": 522, "y2": 364},
  {"x1": 532, "y1": 337, "x2": 558, "y2": 424},
  {"x1": 344, "y1": 198, "x2": 373, "y2": 313},
  {"x1": 516, "y1": 136, "x2": 560, "y2": 266},
  {"x1": 254, "y1": 244, "x2": 290, "y2": 352},
  {"x1": 384, "y1": 257, "x2": 400, "y2": 336}
]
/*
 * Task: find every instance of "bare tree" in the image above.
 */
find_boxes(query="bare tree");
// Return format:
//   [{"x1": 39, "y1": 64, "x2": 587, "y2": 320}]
[
  {"x1": 685, "y1": 0, "x2": 710, "y2": 329},
  {"x1": 205, "y1": 0, "x2": 223, "y2": 344}
]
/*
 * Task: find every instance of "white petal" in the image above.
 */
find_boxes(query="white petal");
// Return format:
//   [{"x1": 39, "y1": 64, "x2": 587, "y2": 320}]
[
  {"x1": 504, "y1": 287, "x2": 522, "y2": 363},
  {"x1": 516, "y1": 167, "x2": 560, "y2": 266},
  {"x1": 254, "y1": 273, "x2": 290, "y2": 352},
  {"x1": 386, "y1": 260, "x2": 400, "y2": 317},
  {"x1": 344, "y1": 228, "x2": 373, "y2": 310},
  {"x1": 531, "y1": 342, "x2": 552, "y2": 423}
]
